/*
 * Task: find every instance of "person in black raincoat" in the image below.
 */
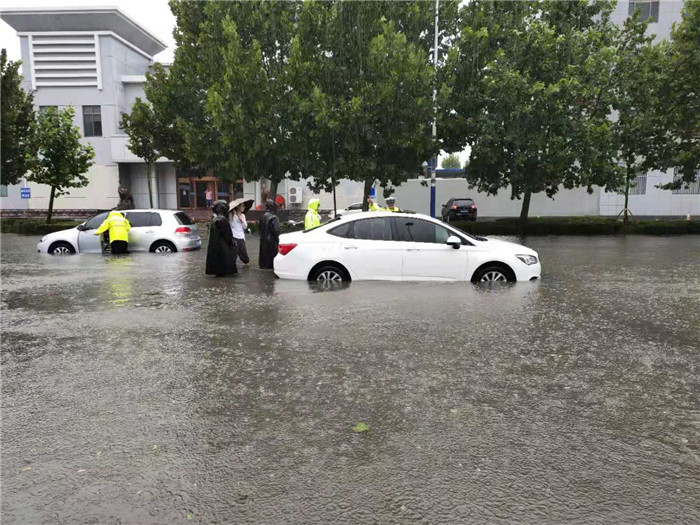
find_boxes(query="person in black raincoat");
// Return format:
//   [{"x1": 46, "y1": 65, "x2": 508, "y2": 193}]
[
  {"x1": 206, "y1": 200, "x2": 238, "y2": 276},
  {"x1": 258, "y1": 199, "x2": 281, "y2": 269}
]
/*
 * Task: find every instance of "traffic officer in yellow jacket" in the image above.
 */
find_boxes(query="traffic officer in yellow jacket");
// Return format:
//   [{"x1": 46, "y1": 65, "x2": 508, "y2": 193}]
[
  {"x1": 305, "y1": 198, "x2": 321, "y2": 230},
  {"x1": 384, "y1": 196, "x2": 401, "y2": 212},
  {"x1": 94, "y1": 210, "x2": 131, "y2": 254},
  {"x1": 367, "y1": 196, "x2": 384, "y2": 211}
]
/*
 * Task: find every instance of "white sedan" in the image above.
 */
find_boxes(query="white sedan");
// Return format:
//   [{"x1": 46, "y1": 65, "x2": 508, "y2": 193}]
[{"x1": 274, "y1": 211, "x2": 541, "y2": 282}]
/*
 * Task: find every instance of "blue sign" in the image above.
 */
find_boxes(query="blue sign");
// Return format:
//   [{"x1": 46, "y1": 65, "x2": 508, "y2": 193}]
[
  {"x1": 20, "y1": 187, "x2": 31, "y2": 199},
  {"x1": 370, "y1": 187, "x2": 376, "y2": 198}
]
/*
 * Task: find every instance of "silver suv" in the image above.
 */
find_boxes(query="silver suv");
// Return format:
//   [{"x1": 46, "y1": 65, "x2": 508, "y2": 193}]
[{"x1": 37, "y1": 209, "x2": 202, "y2": 255}]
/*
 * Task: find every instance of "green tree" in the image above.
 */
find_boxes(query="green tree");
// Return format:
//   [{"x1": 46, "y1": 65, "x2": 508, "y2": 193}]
[
  {"x1": 1, "y1": 48, "x2": 36, "y2": 187},
  {"x1": 203, "y1": 1, "x2": 305, "y2": 198},
  {"x1": 441, "y1": 153, "x2": 461, "y2": 169},
  {"x1": 120, "y1": 99, "x2": 160, "y2": 207},
  {"x1": 609, "y1": 14, "x2": 669, "y2": 224},
  {"x1": 658, "y1": 0, "x2": 700, "y2": 191},
  {"x1": 29, "y1": 107, "x2": 94, "y2": 223},
  {"x1": 441, "y1": 1, "x2": 621, "y2": 225},
  {"x1": 293, "y1": 1, "x2": 443, "y2": 210}
]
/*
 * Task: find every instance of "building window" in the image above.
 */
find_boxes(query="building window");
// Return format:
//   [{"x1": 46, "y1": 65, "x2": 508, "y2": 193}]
[
  {"x1": 39, "y1": 105, "x2": 57, "y2": 115},
  {"x1": 628, "y1": 1, "x2": 659, "y2": 23},
  {"x1": 1, "y1": 185, "x2": 7, "y2": 197},
  {"x1": 672, "y1": 169, "x2": 700, "y2": 195},
  {"x1": 82, "y1": 105, "x2": 102, "y2": 137},
  {"x1": 627, "y1": 174, "x2": 647, "y2": 195}
]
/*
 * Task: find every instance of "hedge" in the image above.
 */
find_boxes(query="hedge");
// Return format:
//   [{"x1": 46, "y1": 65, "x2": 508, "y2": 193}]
[
  {"x1": 450, "y1": 217, "x2": 700, "y2": 236},
  {"x1": 1, "y1": 218, "x2": 82, "y2": 236}
]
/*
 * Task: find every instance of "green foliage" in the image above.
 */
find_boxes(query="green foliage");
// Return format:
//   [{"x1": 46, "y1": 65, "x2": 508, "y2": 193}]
[
  {"x1": 1, "y1": 218, "x2": 81, "y2": 235},
  {"x1": 352, "y1": 422, "x2": 371, "y2": 433},
  {"x1": 450, "y1": 217, "x2": 700, "y2": 236},
  {"x1": 1, "y1": 48, "x2": 36, "y2": 187},
  {"x1": 441, "y1": 1, "x2": 621, "y2": 223},
  {"x1": 293, "y1": 2, "x2": 442, "y2": 208},
  {"x1": 28, "y1": 106, "x2": 95, "y2": 222},
  {"x1": 441, "y1": 153, "x2": 461, "y2": 169},
  {"x1": 609, "y1": 14, "x2": 669, "y2": 223},
  {"x1": 120, "y1": 99, "x2": 159, "y2": 206},
  {"x1": 658, "y1": 1, "x2": 700, "y2": 190}
]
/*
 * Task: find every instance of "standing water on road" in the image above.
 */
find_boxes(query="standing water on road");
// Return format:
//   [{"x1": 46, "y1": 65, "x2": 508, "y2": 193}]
[{"x1": 1, "y1": 233, "x2": 699, "y2": 524}]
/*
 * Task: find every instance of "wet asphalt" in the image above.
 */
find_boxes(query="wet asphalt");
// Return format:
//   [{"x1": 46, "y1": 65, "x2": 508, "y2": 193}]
[{"x1": 1, "y1": 230, "x2": 699, "y2": 524}]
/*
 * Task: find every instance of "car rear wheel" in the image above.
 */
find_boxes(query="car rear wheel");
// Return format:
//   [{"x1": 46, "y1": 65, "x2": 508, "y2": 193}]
[
  {"x1": 473, "y1": 265, "x2": 515, "y2": 283},
  {"x1": 309, "y1": 264, "x2": 349, "y2": 283},
  {"x1": 49, "y1": 242, "x2": 75, "y2": 255},
  {"x1": 151, "y1": 241, "x2": 177, "y2": 253}
]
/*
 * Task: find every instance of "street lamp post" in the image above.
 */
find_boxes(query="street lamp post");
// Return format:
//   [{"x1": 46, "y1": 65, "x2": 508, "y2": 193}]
[{"x1": 430, "y1": 0, "x2": 439, "y2": 218}]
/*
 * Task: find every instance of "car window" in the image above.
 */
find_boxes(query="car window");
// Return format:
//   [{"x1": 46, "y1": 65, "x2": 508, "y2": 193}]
[
  {"x1": 174, "y1": 212, "x2": 194, "y2": 225},
  {"x1": 396, "y1": 218, "x2": 450, "y2": 244},
  {"x1": 454, "y1": 199, "x2": 474, "y2": 206},
  {"x1": 150, "y1": 213, "x2": 163, "y2": 227},
  {"x1": 348, "y1": 203, "x2": 362, "y2": 210},
  {"x1": 83, "y1": 212, "x2": 108, "y2": 230},
  {"x1": 125, "y1": 212, "x2": 151, "y2": 227},
  {"x1": 328, "y1": 222, "x2": 354, "y2": 238},
  {"x1": 354, "y1": 218, "x2": 392, "y2": 241}
]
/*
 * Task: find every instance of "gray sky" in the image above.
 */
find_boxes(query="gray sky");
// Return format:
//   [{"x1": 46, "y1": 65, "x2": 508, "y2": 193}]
[{"x1": 0, "y1": 0, "x2": 176, "y2": 63}]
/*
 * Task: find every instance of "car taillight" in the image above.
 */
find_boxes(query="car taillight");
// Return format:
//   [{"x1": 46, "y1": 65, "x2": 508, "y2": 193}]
[
  {"x1": 278, "y1": 243, "x2": 297, "y2": 256},
  {"x1": 451, "y1": 205, "x2": 458, "y2": 209},
  {"x1": 471, "y1": 205, "x2": 477, "y2": 209},
  {"x1": 175, "y1": 226, "x2": 191, "y2": 234}
]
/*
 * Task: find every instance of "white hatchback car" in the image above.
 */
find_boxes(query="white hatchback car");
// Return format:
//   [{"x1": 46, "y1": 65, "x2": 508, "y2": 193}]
[
  {"x1": 37, "y1": 209, "x2": 202, "y2": 255},
  {"x1": 274, "y1": 211, "x2": 541, "y2": 282}
]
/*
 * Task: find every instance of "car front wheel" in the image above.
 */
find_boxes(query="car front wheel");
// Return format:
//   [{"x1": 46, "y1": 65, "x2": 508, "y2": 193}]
[
  {"x1": 473, "y1": 265, "x2": 515, "y2": 283},
  {"x1": 49, "y1": 242, "x2": 75, "y2": 255}
]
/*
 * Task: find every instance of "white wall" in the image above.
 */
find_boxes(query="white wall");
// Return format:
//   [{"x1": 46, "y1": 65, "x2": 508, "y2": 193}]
[
  {"x1": 393, "y1": 179, "x2": 601, "y2": 217},
  {"x1": 600, "y1": 168, "x2": 700, "y2": 216},
  {"x1": 0, "y1": 165, "x2": 119, "y2": 211}
]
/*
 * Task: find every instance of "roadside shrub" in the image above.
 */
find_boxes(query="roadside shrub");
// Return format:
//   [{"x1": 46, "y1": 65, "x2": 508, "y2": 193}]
[
  {"x1": 1, "y1": 219, "x2": 81, "y2": 235},
  {"x1": 450, "y1": 218, "x2": 699, "y2": 236}
]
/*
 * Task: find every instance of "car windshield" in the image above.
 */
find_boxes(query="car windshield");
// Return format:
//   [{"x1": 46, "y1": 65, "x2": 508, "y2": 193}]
[
  {"x1": 454, "y1": 199, "x2": 474, "y2": 206},
  {"x1": 303, "y1": 216, "x2": 341, "y2": 233},
  {"x1": 445, "y1": 223, "x2": 487, "y2": 242}
]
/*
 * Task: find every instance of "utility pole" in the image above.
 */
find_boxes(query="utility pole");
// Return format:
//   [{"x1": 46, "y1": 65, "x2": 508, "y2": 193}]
[{"x1": 430, "y1": 0, "x2": 439, "y2": 218}]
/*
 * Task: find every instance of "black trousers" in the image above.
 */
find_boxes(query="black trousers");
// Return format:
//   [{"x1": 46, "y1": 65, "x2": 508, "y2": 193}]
[
  {"x1": 111, "y1": 240, "x2": 128, "y2": 254},
  {"x1": 234, "y1": 238, "x2": 249, "y2": 264}
]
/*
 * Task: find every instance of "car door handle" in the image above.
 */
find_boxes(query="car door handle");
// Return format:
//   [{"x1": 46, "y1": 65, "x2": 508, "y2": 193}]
[
  {"x1": 407, "y1": 248, "x2": 420, "y2": 252},
  {"x1": 144, "y1": 230, "x2": 154, "y2": 233},
  {"x1": 344, "y1": 246, "x2": 358, "y2": 250}
]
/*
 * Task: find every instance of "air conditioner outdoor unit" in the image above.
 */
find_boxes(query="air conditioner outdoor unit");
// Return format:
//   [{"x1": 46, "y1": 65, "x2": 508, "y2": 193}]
[{"x1": 288, "y1": 186, "x2": 303, "y2": 204}]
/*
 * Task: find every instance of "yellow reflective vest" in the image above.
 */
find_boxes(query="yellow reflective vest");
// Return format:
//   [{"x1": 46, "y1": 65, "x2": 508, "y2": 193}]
[
  {"x1": 305, "y1": 199, "x2": 321, "y2": 230},
  {"x1": 94, "y1": 211, "x2": 131, "y2": 242},
  {"x1": 385, "y1": 205, "x2": 401, "y2": 212},
  {"x1": 369, "y1": 202, "x2": 384, "y2": 211}
]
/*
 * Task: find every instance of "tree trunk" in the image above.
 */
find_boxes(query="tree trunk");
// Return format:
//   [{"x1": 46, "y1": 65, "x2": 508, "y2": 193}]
[
  {"x1": 362, "y1": 178, "x2": 373, "y2": 211},
  {"x1": 623, "y1": 166, "x2": 631, "y2": 227},
  {"x1": 519, "y1": 190, "x2": 532, "y2": 228},
  {"x1": 269, "y1": 179, "x2": 279, "y2": 203},
  {"x1": 332, "y1": 176, "x2": 337, "y2": 216},
  {"x1": 47, "y1": 186, "x2": 56, "y2": 224},
  {"x1": 145, "y1": 162, "x2": 154, "y2": 208}
]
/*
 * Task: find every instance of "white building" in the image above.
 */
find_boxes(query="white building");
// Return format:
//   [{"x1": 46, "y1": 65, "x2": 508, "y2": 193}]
[{"x1": 1, "y1": 2, "x2": 698, "y2": 218}]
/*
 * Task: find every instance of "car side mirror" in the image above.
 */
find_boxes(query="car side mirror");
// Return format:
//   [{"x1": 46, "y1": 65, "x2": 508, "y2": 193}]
[
  {"x1": 76, "y1": 223, "x2": 86, "y2": 231},
  {"x1": 446, "y1": 235, "x2": 461, "y2": 249}
]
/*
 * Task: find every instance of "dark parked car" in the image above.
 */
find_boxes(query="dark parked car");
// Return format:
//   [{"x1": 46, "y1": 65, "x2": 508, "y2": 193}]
[{"x1": 441, "y1": 198, "x2": 477, "y2": 222}]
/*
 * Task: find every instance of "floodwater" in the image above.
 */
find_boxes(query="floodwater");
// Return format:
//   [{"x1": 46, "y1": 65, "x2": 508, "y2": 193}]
[{"x1": 1, "y1": 231, "x2": 699, "y2": 524}]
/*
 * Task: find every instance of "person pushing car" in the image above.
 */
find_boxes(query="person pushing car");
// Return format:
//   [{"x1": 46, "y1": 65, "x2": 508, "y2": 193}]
[{"x1": 94, "y1": 210, "x2": 131, "y2": 254}]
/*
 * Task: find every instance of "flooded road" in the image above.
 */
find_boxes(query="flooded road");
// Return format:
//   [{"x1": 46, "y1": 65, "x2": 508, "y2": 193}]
[{"x1": 2, "y1": 231, "x2": 699, "y2": 524}]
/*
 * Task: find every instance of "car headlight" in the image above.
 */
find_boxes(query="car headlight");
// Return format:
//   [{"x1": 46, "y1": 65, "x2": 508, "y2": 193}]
[
  {"x1": 40, "y1": 236, "x2": 47, "y2": 243},
  {"x1": 516, "y1": 254, "x2": 538, "y2": 265}
]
